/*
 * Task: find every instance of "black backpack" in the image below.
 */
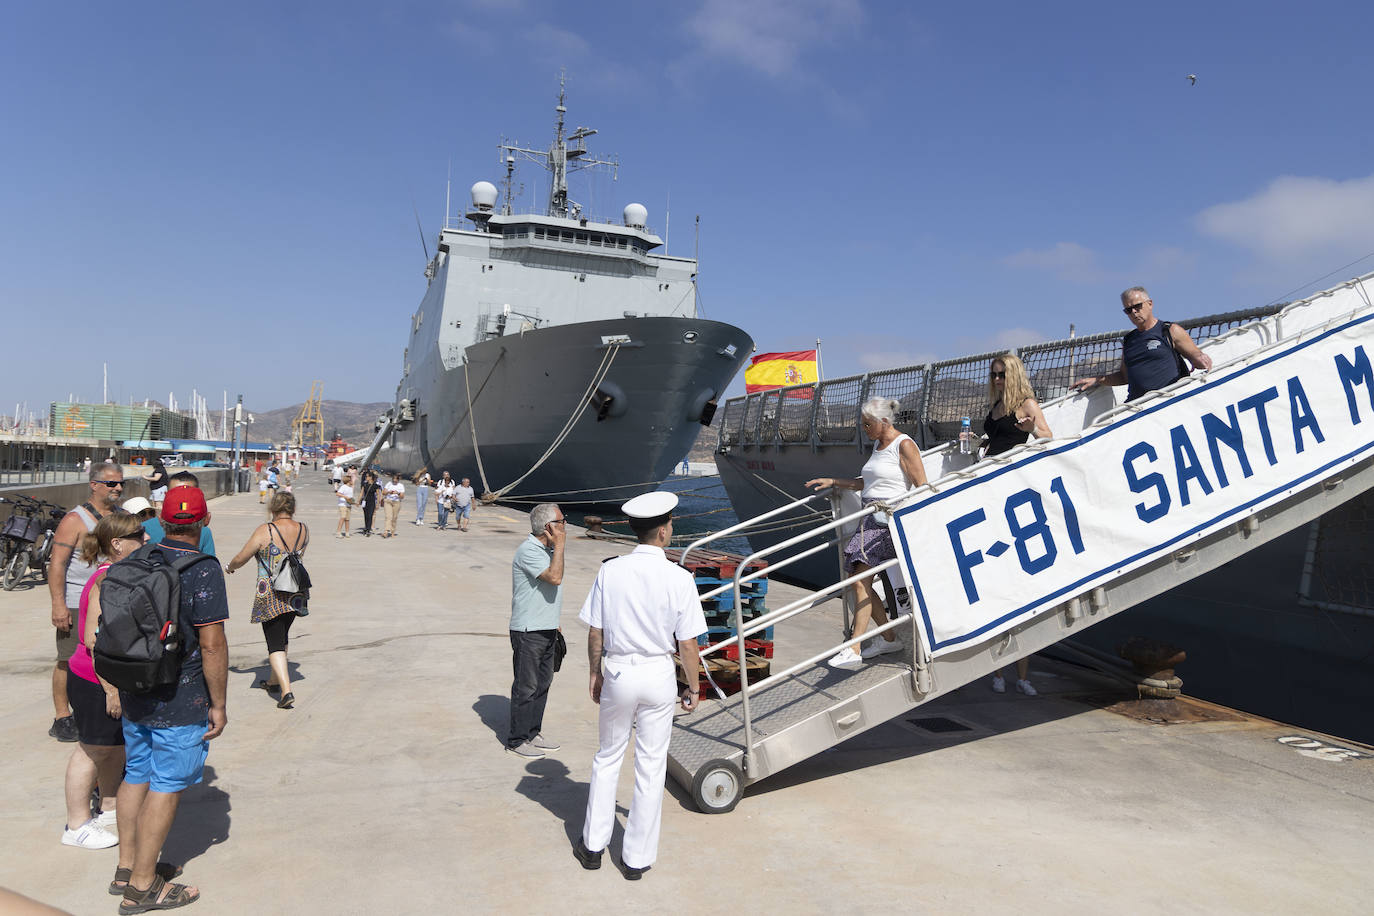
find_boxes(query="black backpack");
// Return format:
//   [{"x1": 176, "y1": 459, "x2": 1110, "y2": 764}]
[{"x1": 92, "y1": 543, "x2": 212, "y2": 694}]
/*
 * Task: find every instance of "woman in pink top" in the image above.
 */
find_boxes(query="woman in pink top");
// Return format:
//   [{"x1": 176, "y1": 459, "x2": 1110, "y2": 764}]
[{"x1": 60, "y1": 512, "x2": 147, "y2": 851}]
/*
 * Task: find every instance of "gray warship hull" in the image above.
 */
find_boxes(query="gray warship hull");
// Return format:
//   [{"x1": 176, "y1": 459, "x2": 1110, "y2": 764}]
[{"x1": 383, "y1": 315, "x2": 751, "y2": 502}]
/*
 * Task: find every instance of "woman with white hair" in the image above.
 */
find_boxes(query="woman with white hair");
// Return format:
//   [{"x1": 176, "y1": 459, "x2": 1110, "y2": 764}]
[{"x1": 806, "y1": 396, "x2": 927, "y2": 668}]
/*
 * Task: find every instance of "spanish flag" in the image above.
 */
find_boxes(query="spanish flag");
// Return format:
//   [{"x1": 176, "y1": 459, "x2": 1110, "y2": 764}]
[{"x1": 745, "y1": 350, "x2": 819, "y2": 393}]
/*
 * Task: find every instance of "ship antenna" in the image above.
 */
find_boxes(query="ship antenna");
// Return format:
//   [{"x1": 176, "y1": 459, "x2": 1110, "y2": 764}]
[
  {"x1": 410, "y1": 197, "x2": 430, "y2": 263},
  {"x1": 549, "y1": 71, "x2": 569, "y2": 217}
]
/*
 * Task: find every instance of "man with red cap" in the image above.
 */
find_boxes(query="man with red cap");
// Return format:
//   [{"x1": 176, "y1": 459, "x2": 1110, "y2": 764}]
[{"x1": 109, "y1": 487, "x2": 229, "y2": 912}]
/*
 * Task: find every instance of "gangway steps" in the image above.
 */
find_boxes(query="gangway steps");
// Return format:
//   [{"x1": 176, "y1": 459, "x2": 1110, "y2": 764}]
[{"x1": 669, "y1": 660, "x2": 914, "y2": 797}]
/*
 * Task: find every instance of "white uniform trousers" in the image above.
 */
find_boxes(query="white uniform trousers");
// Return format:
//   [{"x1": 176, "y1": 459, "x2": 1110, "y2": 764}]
[{"x1": 582, "y1": 654, "x2": 676, "y2": 869}]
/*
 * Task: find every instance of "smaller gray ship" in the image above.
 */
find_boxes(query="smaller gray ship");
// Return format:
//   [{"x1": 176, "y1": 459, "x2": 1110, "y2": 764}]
[{"x1": 377, "y1": 81, "x2": 753, "y2": 502}]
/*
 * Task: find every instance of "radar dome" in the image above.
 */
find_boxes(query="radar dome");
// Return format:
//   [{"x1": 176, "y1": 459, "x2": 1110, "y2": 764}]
[
  {"x1": 470, "y1": 181, "x2": 498, "y2": 210},
  {"x1": 623, "y1": 203, "x2": 648, "y2": 229}
]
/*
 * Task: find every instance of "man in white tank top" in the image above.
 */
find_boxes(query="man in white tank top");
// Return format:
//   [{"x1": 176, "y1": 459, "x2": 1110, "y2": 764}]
[{"x1": 45, "y1": 462, "x2": 125, "y2": 741}]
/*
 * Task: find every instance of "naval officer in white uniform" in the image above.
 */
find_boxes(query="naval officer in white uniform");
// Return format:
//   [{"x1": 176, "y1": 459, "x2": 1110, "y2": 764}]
[{"x1": 574, "y1": 491, "x2": 706, "y2": 879}]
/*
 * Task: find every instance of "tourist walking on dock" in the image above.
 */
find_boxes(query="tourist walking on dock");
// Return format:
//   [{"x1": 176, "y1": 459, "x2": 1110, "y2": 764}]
[
  {"x1": 575, "y1": 491, "x2": 706, "y2": 879},
  {"x1": 335, "y1": 477, "x2": 355, "y2": 538},
  {"x1": 506, "y1": 503, "x2": 565, "y2": 759},
  {"x1": 806, "y1": 397, "x2": 927, "y2": 669},
  {"x1": 144, "y1": 461, "x2": 170, "y2": 511},
  {"x1": 225, "y1": 491, "x2": 309, "y2": 709},
  {"x1": 412, "y1": 468, "x2": 432, "y2": 525},
  {"x1": 59, "y1": 512, "x2": 147, "y2": 851},
  {"x1": 1072, "y1": 286, "x2": 1212, "y2": 401},
  {"x1": 382, "y1": 473, "x2": 405, "y2": 538},
  {"x1": 108, "y1": 487, "x2": 227, "y2": 913},
  {"x1": 360, "y1": 471, "x2": 381, "y2": 536},
  {"x1": 45, "y1": 463, "x2": 125, "y2": 743},
  {"x1": 982, "y1": 354, "x2": 1051, "y2": 696},
  {"x1": 146, "y1": 473, "x2": 217, "y2": 556},
  {"x1": 455, "y1": 477, "x2": 475, "y2": 532},
  {"x1": 435, "y1": 472, "x2": 455, "y2": 530}
]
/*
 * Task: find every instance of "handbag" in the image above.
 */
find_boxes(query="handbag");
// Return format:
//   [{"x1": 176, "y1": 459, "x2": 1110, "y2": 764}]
[
  {"x1": 268, "y1": 522, "x2": 312, "y2": 594},
  {"x1": 553, "y1": 630, "x2": 567, "y2": 672}
]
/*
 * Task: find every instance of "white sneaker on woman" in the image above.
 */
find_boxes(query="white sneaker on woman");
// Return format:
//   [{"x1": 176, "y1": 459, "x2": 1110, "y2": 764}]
[
  {"x1": 1016, "y1": 679, "x2": 1038, "y2": 696},
  {"x1": 860, "y1": 636, "x2": 903, "y2": 659},
  {"x1": 827, "y1": 647, "x2": 863, "y2": 669},
  {"x1": 991, "y1": 675, "x2": 1006, "y2": 693}
]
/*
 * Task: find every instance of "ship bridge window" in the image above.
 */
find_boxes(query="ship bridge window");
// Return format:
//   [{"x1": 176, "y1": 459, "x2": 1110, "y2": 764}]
[{"x1": 561, "y1": 230, "x2": 574, "y2": 242}]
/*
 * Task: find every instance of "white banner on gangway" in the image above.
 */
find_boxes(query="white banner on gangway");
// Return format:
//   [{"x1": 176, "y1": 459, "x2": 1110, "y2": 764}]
[{"x1": 891, "y1": 314, "x2": 1374, "y2": 657}]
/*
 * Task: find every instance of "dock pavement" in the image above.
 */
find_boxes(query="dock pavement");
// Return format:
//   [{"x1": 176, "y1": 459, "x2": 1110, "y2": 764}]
[{"x1": 1, "y1": 473, "x2": 1371, "y2": 914}]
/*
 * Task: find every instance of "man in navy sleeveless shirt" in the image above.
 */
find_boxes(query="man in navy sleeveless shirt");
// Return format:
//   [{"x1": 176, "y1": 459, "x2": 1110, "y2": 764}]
[{"x1": 1073, "y1": 286, "x2": 1212, "y2": 401}]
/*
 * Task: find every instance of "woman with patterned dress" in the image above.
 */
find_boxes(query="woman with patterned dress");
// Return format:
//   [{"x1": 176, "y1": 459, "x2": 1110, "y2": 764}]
[
  {"x1": 806, "y1": 396, "x2": 928, "y2": 669},
  {"x1": 225, "y1": 492, "x2": 309, "y2": 709}
]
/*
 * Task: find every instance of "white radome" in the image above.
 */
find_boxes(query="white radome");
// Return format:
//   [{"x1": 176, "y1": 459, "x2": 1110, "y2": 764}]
[
  {"x1": 471, "y1": 181, "x2": 498, "y2": 209},
  {"x1": 623, "y1": 203, "x2": 648, "y2": 229}
]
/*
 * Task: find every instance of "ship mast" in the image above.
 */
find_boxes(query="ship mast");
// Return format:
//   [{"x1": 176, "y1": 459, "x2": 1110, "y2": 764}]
[{"x1": 499, "y1": 74, "x2": 618, "y2": 219}]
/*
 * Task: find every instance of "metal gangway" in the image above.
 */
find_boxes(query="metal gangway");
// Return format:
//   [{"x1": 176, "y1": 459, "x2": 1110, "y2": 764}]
[{"x1": 668, "y1": 273, "x2": 1374, "y2": 813}]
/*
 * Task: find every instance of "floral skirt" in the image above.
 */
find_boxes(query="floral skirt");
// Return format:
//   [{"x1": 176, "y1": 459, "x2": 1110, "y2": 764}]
[{"x1": 842, "y1": 499, "x2": 896, "y2": 572}]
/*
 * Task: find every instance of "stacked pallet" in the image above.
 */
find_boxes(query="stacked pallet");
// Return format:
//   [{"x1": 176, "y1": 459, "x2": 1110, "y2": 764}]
[{"x1": 667, "y1": 548, "x2": 773, "y2": 697}]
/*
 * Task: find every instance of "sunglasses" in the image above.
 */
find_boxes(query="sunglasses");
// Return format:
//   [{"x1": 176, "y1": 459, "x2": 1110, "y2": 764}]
[
  {"x1": 1123, "y1": 302, "x2": 1147, "y2": 314},
  {"x1": 990, "y1": 371, "x2": 1006, "y2": 379},
  {"x1": 96, "y1": 480, "x2": 126, "y2": 488}
]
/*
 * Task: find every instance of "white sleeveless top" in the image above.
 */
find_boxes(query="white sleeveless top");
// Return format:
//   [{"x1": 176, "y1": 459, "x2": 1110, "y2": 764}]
[{"x1": 861, "y1": 433, "x2": 913, "y2": 502}]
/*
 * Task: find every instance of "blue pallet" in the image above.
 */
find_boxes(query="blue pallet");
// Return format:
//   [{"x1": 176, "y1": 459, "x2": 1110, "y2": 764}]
[
  {"x1": 698, "y1": 624, "x2": 773, "y2": 645},
  {"x1": 693, "y1": 576, "x2": 768, "y2": 594}
]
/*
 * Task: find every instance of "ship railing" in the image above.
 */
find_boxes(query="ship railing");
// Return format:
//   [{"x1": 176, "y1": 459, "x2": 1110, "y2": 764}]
[{"x1": 717, "y1": 303, "x2": 1290, "y2": 453}]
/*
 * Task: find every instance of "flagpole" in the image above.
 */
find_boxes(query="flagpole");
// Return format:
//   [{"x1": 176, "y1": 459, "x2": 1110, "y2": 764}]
[{"x1": 815, "y1": 338, "x2": 824, "y2": 382}]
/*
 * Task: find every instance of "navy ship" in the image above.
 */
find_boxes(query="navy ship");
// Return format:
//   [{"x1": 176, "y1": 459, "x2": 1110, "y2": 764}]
[{"x1": 376, "y1": 83, "x2": 753, "y2": 502}]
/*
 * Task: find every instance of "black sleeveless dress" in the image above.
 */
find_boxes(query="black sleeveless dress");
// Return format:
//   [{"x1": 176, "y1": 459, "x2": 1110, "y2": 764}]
[{"x1": 983, "y1": 407, "x2": 1029, "y2": 457}]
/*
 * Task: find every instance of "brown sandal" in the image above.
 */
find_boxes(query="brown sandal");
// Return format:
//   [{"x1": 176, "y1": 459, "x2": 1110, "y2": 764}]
[
  {"x1": 119, "y1": 875, "x2": 199, "y2": 914},
  {"x1": 109, "y1": 863, "x2": 183, "y2": 896}
]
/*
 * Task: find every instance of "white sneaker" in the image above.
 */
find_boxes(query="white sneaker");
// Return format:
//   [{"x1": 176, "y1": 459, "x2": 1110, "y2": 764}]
[
  {"x1": 95, "y1": 810, "x2": 117, "y2": 830},
  {"x1": 828, "y1": 647, "x2": 862, "y2": 669},
  {"x1": 61, "y1": 818, "x2": 118, "y2": 849},
  {"x1": 991, "y1": 676, "x2": 1006, "y2": 693},
  {"x1": 861, "y1": 635, "x2": 904, "y2": 659},
  {"x1": 1016, "y1": 679, "x2": 1038, "y2": 696}
]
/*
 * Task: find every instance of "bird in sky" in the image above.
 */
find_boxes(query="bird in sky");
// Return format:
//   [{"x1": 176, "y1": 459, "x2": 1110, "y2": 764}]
[{"x1": 1187, "y1": 74, "x2": 1198, "y2": 85}]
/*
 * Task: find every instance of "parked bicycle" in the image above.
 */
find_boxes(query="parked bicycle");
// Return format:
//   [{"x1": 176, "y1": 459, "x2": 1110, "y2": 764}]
[{"x1": 1, "y1": 494, "x2": 66, "y2": 590}]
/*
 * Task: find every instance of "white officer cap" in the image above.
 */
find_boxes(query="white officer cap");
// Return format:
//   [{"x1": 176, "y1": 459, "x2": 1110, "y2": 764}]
[
  {"x1": 622, "y1": 490, "x2": 678, "y2": 521},
  {"x1": 623, "y1": 491, "x2": 676, "y2": 532}
]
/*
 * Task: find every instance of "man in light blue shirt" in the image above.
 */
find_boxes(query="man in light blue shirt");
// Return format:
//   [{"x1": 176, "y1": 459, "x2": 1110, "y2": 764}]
[{"x1": 507, "y1": 503, "x2": 565, "y2": 759}]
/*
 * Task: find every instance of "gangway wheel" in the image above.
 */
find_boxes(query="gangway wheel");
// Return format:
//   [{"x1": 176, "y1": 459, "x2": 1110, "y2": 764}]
[{"x1": 691, "y1": 758, "x2": 744, "y2": 814}]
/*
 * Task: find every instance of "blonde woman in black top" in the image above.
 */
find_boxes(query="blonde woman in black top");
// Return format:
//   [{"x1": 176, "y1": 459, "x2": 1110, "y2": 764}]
[{"x1": 983, "y1": 354, "x2": 1050, "y2": 695}]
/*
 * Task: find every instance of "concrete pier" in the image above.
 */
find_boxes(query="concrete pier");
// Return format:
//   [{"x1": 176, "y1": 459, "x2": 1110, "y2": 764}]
[{"x1": 1, "y1": 474, "x2": 1371, "y2": 913}]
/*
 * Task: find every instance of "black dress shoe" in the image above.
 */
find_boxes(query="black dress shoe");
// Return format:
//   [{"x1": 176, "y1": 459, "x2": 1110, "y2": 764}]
[
  {"x1": 573, "y1": 838, "x2": 602, "y2": 870},
  {"x1": 621, "y1": 860, "x2": 650, "y2": 881}
]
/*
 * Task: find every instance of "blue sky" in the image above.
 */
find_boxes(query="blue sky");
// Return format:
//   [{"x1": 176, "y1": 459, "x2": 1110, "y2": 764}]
[{"x1": 4, "y1": 0, "x2": 1373, "y2": 422}]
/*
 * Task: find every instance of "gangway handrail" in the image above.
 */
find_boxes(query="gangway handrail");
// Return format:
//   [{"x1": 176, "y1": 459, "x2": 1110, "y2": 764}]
[{"x1": 677, "y1": 491, "x2": 831, "y2": 567}]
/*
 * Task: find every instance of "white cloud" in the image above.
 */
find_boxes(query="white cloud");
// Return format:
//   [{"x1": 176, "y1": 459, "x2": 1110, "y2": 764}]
[
  {"x1": 1196, "y1": 174, "x2": 1374, "y2": 258},
  {"x1": 684, "y1": 0, "x2": 864, "y2": 78},
  {"x1": 1002, "y1": 241, "x2": 1103, "y2": 284}
]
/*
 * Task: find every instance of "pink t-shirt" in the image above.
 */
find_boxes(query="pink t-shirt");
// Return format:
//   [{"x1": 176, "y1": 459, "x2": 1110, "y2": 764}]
[{"x1": 67, "y1": 562, "x2": 110, "y2": 683}]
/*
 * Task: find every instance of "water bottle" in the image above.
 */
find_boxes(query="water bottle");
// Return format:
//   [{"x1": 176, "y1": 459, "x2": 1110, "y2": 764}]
[{"x1": 959, "y1": 417, "x2": 973, "y2": 455}]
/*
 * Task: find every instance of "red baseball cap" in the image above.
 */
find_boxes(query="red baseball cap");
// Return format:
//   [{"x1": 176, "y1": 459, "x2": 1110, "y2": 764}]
[{"x1": 161, "y1": 486, "x2": 209, "y2": 524}]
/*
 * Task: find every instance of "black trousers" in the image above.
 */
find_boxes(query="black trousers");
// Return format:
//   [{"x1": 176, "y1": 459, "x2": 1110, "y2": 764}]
[
  {"x1": 508, "y1": 629, "x2": 557, "y2": 748},
  {"x1": 362, "y1": 501, "x2": 377, "y2": 533}
]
